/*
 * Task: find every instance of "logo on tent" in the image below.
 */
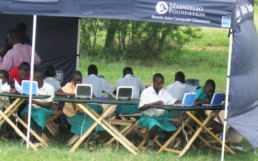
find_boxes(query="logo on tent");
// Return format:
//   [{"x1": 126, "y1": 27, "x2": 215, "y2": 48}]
[{"x1": 156, "y1": 1, "x2": 168, "y2": 14}]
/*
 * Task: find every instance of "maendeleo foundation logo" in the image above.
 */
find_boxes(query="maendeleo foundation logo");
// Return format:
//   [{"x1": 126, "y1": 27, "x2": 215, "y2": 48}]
[{"x1": 156, "y1": 1, "x2": 168, "y2": 14}]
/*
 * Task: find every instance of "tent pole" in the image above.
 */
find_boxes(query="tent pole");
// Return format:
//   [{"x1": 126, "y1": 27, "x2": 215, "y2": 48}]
[
  {"x1": 221, "y1": 29, "x2": 233, "y2": 161},
  {"x1": 76, "y1": 18, "x2": 81, "y2": 70},
  {"x1": 26, "y1": 15, "x2": 37, "y2": 149}
]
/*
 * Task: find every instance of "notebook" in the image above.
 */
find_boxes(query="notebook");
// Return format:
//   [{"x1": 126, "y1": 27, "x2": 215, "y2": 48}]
[
  {"x1": 202, "y1": 93, "x2": 224, "y2": 107},
  {"x1": 186, "y1": 79, "x2": 200, "y2": 86},
  {"x1": 116, "y1": 86, "x2": 133, "y2": 100},
  {"x1": 75, "y1": 84, "x2": 92, "y2": 99},
  {"x1": 21, "y1": 80, "x2": 37, "y2": 96},
  {"x1": 175, "y1": 92, "x2": 196, "y2": 107}
]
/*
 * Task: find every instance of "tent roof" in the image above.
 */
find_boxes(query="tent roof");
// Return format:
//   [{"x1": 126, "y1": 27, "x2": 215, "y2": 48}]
[{"x1": 0, "y1": 0, "x2": 236, "y2": 28}]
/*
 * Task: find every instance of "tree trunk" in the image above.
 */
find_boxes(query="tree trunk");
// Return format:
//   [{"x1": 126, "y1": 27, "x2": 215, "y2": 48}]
[{"x1": 104, "y1": 20, "x2": 118, "y2": 48}]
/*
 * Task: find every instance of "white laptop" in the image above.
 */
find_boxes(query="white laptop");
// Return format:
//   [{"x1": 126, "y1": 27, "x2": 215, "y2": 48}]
[
  {"x1": 21, "y1": 80, "x2": 37, "y2": 96},
  {"x1": 202, "y1": 93, "x2": 224, "y2": 107},
  {"x1": 116, "y1": 86, "x2": 133, "y2": 100},
  {"x1": 75, "y1": 84, "x2": 93, "y2": 99},
  {"x1": 175, "y1": 92, "x2": 196, "y2": 107}
]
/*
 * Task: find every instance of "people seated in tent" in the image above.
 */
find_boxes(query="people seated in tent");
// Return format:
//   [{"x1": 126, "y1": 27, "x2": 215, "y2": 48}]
[
  {"x1": 164, "y1": 71, "x2": 197, "y2": 119},
  {"x1": 20, "y1": 70, "x2": 54, "y2": 137},
  {"x1": 56, "y1": 71, "x2": 104, "y2": 145},
  {"x1": 0, "y1": 29, "x2": 41, "y2": 71},
  {"x1": 9, "y1": 62, "x2": 30, "y2": 92},
  {"x1": 195, "y1": 79, "x2": 223, "y2": 134},
  {"x1": 115, "y1": 67, "x2": 145, "y2": 118},
  {"x1": 82, "y1": 64, "x2": 114, "y2": 98},
  {"x1": 138, "y1": 73, "x2": 181, "y2": 151},
  {"x1": 44, "y1": 65, "x2": 61, "y2": 92}
]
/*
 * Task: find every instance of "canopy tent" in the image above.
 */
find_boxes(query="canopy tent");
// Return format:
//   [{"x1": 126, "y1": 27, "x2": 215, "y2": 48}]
[{"x1": 0, "y1": 0, "x2": 257, "y2": 160}]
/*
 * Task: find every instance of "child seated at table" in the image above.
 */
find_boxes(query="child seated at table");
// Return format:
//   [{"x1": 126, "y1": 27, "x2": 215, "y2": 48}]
[
  {"x1": 44, "y1": 65, "x2": 61, "y2": 92},
  {"x1": 56, "y1": 71, "x2": 103, "y2": 145},
  {"x1": 20, "y1": 70, "x2": 54, "y2": 137},
  {"x1": 115, "y1": 67, "x2": 145, "y2": 118},
  {"x1": 194, "y1": 79, "x2": 222, "y2": 134},
  {"x1": 138, "y1": 73, "x2": 180, "y2": 151}
]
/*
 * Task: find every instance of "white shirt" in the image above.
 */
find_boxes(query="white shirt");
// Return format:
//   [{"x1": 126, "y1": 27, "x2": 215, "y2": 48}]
[
  {"x1": 1, "y1": 82, "x2": 10, "y2": 92},
  {"x1": 82, "y1": 74, "x2": 114, "y2": 98},
  {"x1": 117, "y1": 74, "x2": 145, "y2": 99},
  {"x1": 167, "y1": 81, "x2": 197, "y2": 101},
  {"x1": 44, "y1": 77, "x2": 61, "y2": 92},
  {"x1": 33, "y1": 81, "x2": 55, "y2": 109},
  {"x1": 139, "y1": 86, "x2": 176, "y2": 117}
]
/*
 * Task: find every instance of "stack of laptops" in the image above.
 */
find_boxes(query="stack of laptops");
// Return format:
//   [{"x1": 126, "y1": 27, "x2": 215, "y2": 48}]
[
  {"x1": 202, "y1": 93, "x2": 224, "y2": 107},
  {"x1": 21, "y1": 80, "x2": 38, "y2": 96},
  {"x1": 75, "y1": 84, "x2": 93, "y2": 99},
  {"x1": 175, "y1": 92, "x2": 196, "y2": 107},
  {"x1": 116, "y1": 86, "x2": 133, "y2": 100}
]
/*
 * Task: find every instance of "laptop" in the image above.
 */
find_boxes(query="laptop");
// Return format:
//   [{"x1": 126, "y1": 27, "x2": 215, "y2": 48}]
[
  {"x1": 0, "y1": 79, "x2": 2, "y2": 93},
  {"x1": 186, "y1": 79, "x2": 200, "y2": 86},
  {"x1": 75, "y1": 84, "x2": 92, "y2": 99},
  {"x1": 116, "y1": 86, "x2": 133, "y2": 100},
  {"x1": 21, "y1": 80, "x2": 37, "y2": 96},
  {"x1": 202, "y1": 93, "x2": 224, "y2": 107},
  {"x1": 175, "y1": 92, "x2": 196, "y2": 107}
]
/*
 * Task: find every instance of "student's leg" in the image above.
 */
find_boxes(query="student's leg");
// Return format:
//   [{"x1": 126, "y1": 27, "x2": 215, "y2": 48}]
[
  {"x1": 22, "y1": 113, "x2": 28, "y2": 134},
  {"x1": 149, "y1": 125, "x2": 158, "y2": 140}
]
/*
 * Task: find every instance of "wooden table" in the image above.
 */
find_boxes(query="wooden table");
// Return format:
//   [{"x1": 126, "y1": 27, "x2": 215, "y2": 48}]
[
  {"x1": 54, "y1": 96, "x2": 140, "y2": 155},
  {"x1": 0, "y1": 92, "x2": 50, "y2": 151},
  {"x1": 150, "y1": 105, "x2": 236, "y2": 157}
]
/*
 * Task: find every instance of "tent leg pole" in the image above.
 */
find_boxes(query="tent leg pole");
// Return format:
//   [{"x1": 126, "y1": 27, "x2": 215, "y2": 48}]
[
  {"x1": 221, "y1": 29, "x2": 233, "y2": 161},
  {"x1": 26, "y1": 15, "x2": 37, "y2": 150},
  {"x1": 76, "y1": 18, "x2": 81, "y2": 70}
]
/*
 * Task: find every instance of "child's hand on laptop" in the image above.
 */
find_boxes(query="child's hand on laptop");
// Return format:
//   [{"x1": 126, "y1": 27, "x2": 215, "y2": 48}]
[{"x1": 9, "y1": 88, "x2": 16, "y2": 93}]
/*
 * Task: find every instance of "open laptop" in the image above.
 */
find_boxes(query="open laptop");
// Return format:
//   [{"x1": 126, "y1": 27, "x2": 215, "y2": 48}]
[
  {"x1": 21, "y1": 80, "x2": 37, "y2": 96},
  {"x1": 186, "y1": 79, "x2": 200, "y2": 86},
  {"x1": 75, "y1": 84, "x2": 92, "y2": 99},
  {"x1": 202, "y1": 93, "x2": 224, "y2": 107},
  {"x1": 175, "y1": 92, "x2": 196, "y2": 107},
  {"x1": 116, "y1": 86, "x2": 133, "y2": 100}
]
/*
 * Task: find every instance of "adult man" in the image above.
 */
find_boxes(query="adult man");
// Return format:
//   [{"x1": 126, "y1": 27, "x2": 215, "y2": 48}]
[
  {"x1": 0, "y1": 29, "x2": 41, "y2": 71},
  {"x1": 139, "y1": 73, "x2": 180, "y2": 151},
  {"x1": 82, "y1": 64, "x2": 114, "y2": 97},
  {"x1": 115, "y1": 67, "x2": 145, "y2": 117}
]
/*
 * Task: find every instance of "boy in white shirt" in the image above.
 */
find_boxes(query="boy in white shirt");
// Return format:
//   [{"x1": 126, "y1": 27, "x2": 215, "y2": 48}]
[
  {"x1": 115, "y1": 67, "x2": 145, "y2": 117},
  {"x1": 139, "y1": 73, "x2": 180, "y2": 151},
  {"x1": 21, "y1": 70, "x2": 54, "y2": 136},
  {"x1": 82, "y1": 64, "x2": 114, "y2": 98}
]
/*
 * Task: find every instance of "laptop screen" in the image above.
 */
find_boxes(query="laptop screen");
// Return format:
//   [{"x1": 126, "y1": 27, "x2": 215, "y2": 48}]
[
  {"x1": 186, "y1": 79, "x2": 200, "y2": 86},
  {"x1": 182, "y1": 93, "x2": 196, "y2": 107},
  {"x1": 211, "y1": 93, "x2": 224, "y2": 106},
  {"x1": 117, "y1": 87, "x2": 132, "y2": 100},
  {"x1": 76, "y1": 84, "x2": 92, "y2": 99},
  {"x1": 22, "y1": 81, "x2": 37, "y2": 95}
]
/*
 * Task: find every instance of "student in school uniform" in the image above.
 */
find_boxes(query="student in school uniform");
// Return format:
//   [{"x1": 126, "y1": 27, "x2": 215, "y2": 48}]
[
  {"x1": 165, "y1": 71, "x2": 197, "y2": 118},
  {"x1": 195, "y1": 79, "x2": 222, "y2": 134},
  {"x1": 56, "y1": 71, "x2": 103, "y2": 145},
  {"x1": 44, "y1": 65, "x2": 61, "y2": 92},
  {"x1": 21, "y1": 70, "x2": 54, "y2": 137},
  {"x1": 115, "y1": 67, "x2": 145, "y2": 117},
  {"x1": 138, "y1": 73, "x2": 181, "y2": 151},
  {"x1": 82, "y1": 64, "x2": 114, "y2": 98}
]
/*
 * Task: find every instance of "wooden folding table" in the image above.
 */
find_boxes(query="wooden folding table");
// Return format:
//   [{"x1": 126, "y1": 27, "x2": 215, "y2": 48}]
[
  {"x1": 53, "y1": 96, "x2": 140, "y2": 155},
  {"x1": 150, "y1": 105, "x2": 236, "y2": 157},
  {"x1": 0, "y1": 92, "x2": 50, "y2": 150}
]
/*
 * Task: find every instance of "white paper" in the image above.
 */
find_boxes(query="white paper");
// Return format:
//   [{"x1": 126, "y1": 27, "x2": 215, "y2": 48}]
[{"x1": 14, "y1": 79, "x2": 22, "y2": 93}]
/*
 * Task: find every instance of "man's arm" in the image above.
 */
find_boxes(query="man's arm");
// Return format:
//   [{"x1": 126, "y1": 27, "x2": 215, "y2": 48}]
[
  {"x1": 55, "y1": 89, "x2": 75, "y2": 96},
  {"x1": 32, "y1": 100, "x2": 52, "y2": 109},
  {"x1": 139, "y1": 101, "x2": 164, "y2": 111}
]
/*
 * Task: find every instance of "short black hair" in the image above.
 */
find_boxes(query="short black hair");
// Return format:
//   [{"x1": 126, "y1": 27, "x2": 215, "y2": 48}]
[
  {"x1": 123, "y1": 67, "x2": 133, "y2": 76},
  {"x1": 205, "y1": 79, "x2": 216, "y2": 90},
  {"x1": 15, "y1": 23, "x2": 27, "y2": 33},
  {"x1": 7, "y1": 29, "x2": 22, "y2": 42},
  {"x1": 175, "y1": 71, "x2": 185, "y2": 83},
  {"x1": 45, "y1": 65, "x2": 56, "y2": 77},
  {"x1": 18, "y1": 62, "x2": 30, "y2": 72},
  {"x1": 34, "y1": 70, "x2": 44, "y2": 80},
  {"x1": 88, "y1": 64, "x2": 98, "y2": 75},
  {"x1": 0, "y1": 70, "x2": 9, "y2": 79},
  {"x1": 73, "y1": 71, "x2": 82, "y2": 78},
  {"x1": 153, "y1": 73, "x2": 164, "y2": 83}
]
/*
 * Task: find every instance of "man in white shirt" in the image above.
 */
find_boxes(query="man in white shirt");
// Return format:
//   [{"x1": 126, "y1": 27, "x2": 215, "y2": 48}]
[
  {"x1": 44, "y1": 65, "x2": 61, "y2": 92},
  {"x1": 115, "y1": 67, "x2": 145, "y2": 117},
  {"x1": 21, "y1": 70, "x2": 54, "y2": 136},
  {"x1": 139, "y1": 73, "x2": 180, "y2": 151},
  {"x1": 167, "y1": 71, "x2": 197, "y2": 100},
  {"x1": 82, "y1": 64, "x2": 114, "y2": 98}
]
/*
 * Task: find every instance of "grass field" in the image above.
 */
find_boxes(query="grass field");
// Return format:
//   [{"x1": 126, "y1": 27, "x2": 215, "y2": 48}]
[{"x1": 0, "y1": 3, "x2": 258, "y2": 161}]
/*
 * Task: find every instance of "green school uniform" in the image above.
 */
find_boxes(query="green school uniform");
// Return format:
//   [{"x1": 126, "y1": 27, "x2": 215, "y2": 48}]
[
  {"x1": 195, "y1": 87, "x2": 212, "y2": 121},
  {"x1": 66, "y1": 104, "x2": 104, "y2": 135},
  {"x1": 21, "y1": 105, "x2": 53, "y2": 130},
  {"x1": 115, "y1": 104, "x2": 139, "y2": 118}
]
